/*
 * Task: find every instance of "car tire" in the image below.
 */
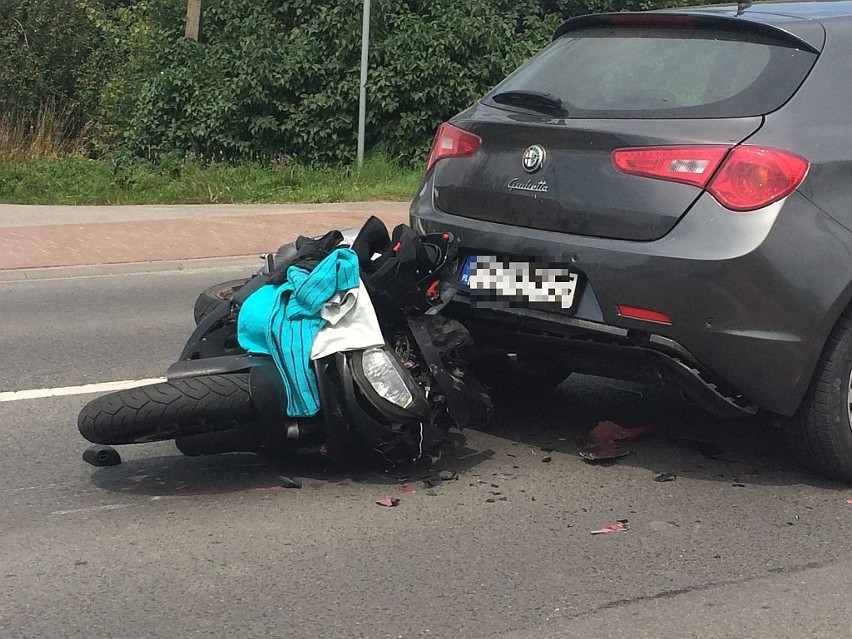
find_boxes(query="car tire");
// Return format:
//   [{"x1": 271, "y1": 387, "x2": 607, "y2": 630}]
[
  {"x1": 193, "y1": 279, "x2": 247, "y2": 324},
  {"x1": 789, "y1": 309, "x2": 852, "y2": 482}
]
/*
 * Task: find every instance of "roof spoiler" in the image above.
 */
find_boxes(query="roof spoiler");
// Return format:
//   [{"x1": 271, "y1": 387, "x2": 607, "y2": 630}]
[{"x1": 553, "y1": 12, "x2": 821, "y2": 54}]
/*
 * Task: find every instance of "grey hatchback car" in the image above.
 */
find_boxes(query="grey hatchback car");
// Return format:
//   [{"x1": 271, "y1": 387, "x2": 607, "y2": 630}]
[{"x1": 410, "y1": 1, "x2": 852, "y2": 481}]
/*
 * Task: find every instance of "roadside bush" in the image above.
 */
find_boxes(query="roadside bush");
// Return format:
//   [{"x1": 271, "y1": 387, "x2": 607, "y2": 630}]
[
  {"x1": 3, "y1": 0, "x2": 706, "y2": 167},
  {"x1": 103, "y1": 0, "x2": 691, "y2": 166},
  {"x1": 0, "y1": 0, "x2": 125, "y2": 144}
]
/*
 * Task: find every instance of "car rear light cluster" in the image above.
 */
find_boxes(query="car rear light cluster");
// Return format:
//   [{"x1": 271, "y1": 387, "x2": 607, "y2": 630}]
[
  {"x1": 426, "y1": 122, "x2": 482, "y2": 173},
  {"x1": 612, "y1": 145, "x2": 809, "y2": 212}
]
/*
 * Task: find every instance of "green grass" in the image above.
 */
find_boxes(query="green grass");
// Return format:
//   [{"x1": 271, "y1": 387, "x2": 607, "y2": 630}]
[{"x1": 0, "y1": 154, "x2": 423, "y2": 205}]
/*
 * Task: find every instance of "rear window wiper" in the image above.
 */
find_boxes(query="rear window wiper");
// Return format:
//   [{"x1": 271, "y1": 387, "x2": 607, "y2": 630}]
[{"x1": 489, "y1": 90, "x2": 570, "y2": 117}]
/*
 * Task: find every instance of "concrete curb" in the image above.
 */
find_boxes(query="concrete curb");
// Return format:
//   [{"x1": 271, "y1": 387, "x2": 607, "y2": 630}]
[{"x1": 0, "y1": 255, "x2": 262, "y2": 282}]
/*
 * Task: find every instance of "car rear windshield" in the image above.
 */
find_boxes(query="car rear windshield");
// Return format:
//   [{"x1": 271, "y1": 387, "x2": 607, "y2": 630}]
[{"x1": 486, "y1": 25, "x2": 817, "y2": 118}]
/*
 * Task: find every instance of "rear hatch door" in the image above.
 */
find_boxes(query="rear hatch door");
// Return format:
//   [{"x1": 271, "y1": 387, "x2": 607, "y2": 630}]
[{"x1": 433, "y1": 15, "x2": 820, "y2": 241}]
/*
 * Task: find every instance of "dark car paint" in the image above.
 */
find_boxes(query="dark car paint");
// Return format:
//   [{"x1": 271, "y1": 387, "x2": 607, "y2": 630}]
[
  {"x1": 410, "y1": 2, "x2": 852, "y2": 416},
  {"x1": 434, "y1": 114, "x2": 765, "y2": 241},
  {"x1": 414, "y1": 174, "x2": 852, "y2": 415},
  {"x1": 747, "y1": 15, "x2": 852, "y2": 233}
]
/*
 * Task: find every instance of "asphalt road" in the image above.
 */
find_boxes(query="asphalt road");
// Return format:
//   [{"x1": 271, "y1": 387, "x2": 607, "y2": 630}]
[{"x1": 1, "y1": 268, "x2": 851, "y2": 639}]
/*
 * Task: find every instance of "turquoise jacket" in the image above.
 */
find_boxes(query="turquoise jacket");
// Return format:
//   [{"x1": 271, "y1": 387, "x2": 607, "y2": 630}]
[{"x1": 237, "y1": 248, "x2": 361, "y2": 417}]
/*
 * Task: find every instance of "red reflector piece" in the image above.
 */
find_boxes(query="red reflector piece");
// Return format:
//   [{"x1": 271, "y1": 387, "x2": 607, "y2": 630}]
[
  {"x1": 612, "y1": 146, "x2": 731, "y2": 188},
  {"x1": 426, "y1": 122, "x2": 482, "y2": 173},
  {"x1": 617, "y1": 305, "x2": 672, "y2": 325},
  {"x1": 426, "y1": 279, "x2": 441, "y2": 301}
]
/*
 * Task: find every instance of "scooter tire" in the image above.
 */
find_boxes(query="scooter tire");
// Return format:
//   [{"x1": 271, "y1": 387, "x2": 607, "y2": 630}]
[
  {"x1": 78, "y1": 374, "x2": 256, "y2": 445},
  {"x1": 193, "y1": 279, "x2": 247, "y2": 325}
]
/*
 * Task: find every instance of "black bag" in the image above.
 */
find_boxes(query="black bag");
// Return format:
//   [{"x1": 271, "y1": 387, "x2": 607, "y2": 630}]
[{"x1": 353, "y1": 217, "x2": 458, "y2": 314}]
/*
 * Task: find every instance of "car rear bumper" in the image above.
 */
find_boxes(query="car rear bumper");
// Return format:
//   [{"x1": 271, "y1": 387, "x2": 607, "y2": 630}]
[{"x1": 411, "y1": 175, "x2": 852, "y2": 415}]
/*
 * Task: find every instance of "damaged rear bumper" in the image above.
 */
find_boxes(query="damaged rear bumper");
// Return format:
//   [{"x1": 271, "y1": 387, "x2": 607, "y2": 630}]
[
  {"x1": 447, "y1": 301, "x2": 756, "y2": 417},
  {"x1": 412, "y1": 175, "x2": 852, "y2": 416}
]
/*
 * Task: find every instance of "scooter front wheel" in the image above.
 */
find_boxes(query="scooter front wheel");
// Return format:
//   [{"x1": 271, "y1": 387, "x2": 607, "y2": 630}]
[
  {"x1": 78, "y1": 374, "x2": 256, "y2": 445},
  {"x1": 193, "y1": 279, "x2": 247, "y2": 324}
]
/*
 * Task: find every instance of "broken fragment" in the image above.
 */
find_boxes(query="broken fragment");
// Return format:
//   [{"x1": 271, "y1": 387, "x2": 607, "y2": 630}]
[
  {"x1": 590, "y1": 520, "x2": 630, "y2": 535},
  {"x1": 579, "y1": 421, "x2": 650, "y2": 463},
  {"x1": 654, "y1": 473, "x2": 677, "y2": 483},
  {"x1": 82, "y1": 445, "x2": 121, "y2": 467},
  {"x1": 397, "y1": 484, "x2": 416, "y2": 493},
  {"x1": 376, "y1": 498, "x2": 400, "y2": 507},
  {"x1": 278, "y1": 476, "x2": 302, "y2": 489},
  {"x1": 590, "y1": 421, "x2": 651, "y2": 442},
  {"x1": 579, "y1": 445, "x2": 631, "y2": 463}
]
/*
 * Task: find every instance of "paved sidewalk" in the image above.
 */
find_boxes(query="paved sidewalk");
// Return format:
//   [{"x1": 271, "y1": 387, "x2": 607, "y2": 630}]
[{"x1": 0, "y1": 202, "x2": 409, "y2": 273}]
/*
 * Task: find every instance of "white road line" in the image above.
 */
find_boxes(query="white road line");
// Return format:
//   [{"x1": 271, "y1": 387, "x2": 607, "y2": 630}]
[{"x1": 0, "y1": 378, "x2": 167, "y2": 402}]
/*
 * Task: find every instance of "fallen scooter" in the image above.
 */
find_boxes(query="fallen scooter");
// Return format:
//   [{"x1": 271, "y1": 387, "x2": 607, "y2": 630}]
[{"x1": 78, "y1": 218, "x2": 492, "y2": 466}]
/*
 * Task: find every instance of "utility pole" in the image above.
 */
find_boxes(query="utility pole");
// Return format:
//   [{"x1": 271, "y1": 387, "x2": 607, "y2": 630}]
[
  {"x1": 357, "y1": 0, "x2": 371, "y2": 164},
  {"x1": 185, "y1": 0, "x2": 203, "y2": 40}
]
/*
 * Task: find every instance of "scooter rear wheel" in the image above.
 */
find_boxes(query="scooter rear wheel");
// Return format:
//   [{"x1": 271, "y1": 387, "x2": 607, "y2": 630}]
[{"x1": 78, "y1": 374, "x2": 255, "y2": 445}]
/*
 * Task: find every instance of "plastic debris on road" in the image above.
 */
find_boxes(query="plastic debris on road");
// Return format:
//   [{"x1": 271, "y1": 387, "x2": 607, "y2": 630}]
[
  {"x1": 278, "y1": 476, "x2": 302, "y2": 489},
  {"x1": 579, "y1": 421, "x2": 650, "y2": 463},
  {"x1": 398, "y1": 484, "x2": 416, "y2": 493},
  {"x1": 579, "y1": 447, "x2": 631, "y2": 462},
  {"x1": 591, "y1": 520, "x2": 630, "y2": 535},
  {"x1": 376, "y1": 497, "x2": 400, "y2": 507},
  {"x1": 654, "y1": 473, "x2": 677, "y2": 482},
  {"x1": 82, "y1": 445, "x2": 122, "y2": 467}
]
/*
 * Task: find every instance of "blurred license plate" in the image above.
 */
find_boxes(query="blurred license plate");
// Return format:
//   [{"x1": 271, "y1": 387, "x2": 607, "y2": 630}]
[{"x1": 459, "y1": 255, "x2": 580, "y2": 310}]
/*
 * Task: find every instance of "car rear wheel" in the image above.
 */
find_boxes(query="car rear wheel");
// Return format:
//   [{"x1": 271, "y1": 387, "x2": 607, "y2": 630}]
[{"x1": 789, "y1": 309, "x2": 852, "y2": 482}]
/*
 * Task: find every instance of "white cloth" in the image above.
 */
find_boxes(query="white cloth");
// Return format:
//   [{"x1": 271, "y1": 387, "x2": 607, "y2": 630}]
[{"x1": 310, "y1": 279, "x2": 385, "y2": 360}]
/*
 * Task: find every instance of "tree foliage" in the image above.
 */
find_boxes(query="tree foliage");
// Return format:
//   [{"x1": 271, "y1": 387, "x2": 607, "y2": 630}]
[
  {"x1": 2, "y1": 0, "x2": 700, "y2": 165},
  {"x1": 0, "y1": 0, "x2": 105, "y2": 124}
]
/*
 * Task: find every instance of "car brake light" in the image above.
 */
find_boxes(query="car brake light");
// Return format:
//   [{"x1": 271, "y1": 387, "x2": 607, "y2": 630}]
[
  {"x1": 426, "y1": 122, "x2": 482, "y2": 173},
  {"x1": 609, "y1": 14, "x2": 692, "y2": 25},
  {"x1": 612, "y1": 145, "x2": 809, "y2": 212},
  {"x1": 708, "y1": 146, "x2": 809, "y2": 212},
  {"x1": 612, "y1": 145, "x2": 810, "y2": 211}
]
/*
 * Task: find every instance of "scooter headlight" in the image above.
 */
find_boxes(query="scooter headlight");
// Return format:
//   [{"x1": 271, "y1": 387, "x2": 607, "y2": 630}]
[{"x1": 360, "y1": 347, "x2": 414, "y2": 409}]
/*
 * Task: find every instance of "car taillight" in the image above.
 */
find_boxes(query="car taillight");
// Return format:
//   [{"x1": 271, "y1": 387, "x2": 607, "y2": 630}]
[
  {"x1": 612, "y1": 145, "x2": 809, "y2": 212},
  {"x1": 425, "y1": 122, "x2": 482, "y2": 173},
  {"x1": 612, "y1": 146, "x2": 729, "y2": 188},
  {"x1": 708, "y1": 146, "x2": 809, "y2": 212}
]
